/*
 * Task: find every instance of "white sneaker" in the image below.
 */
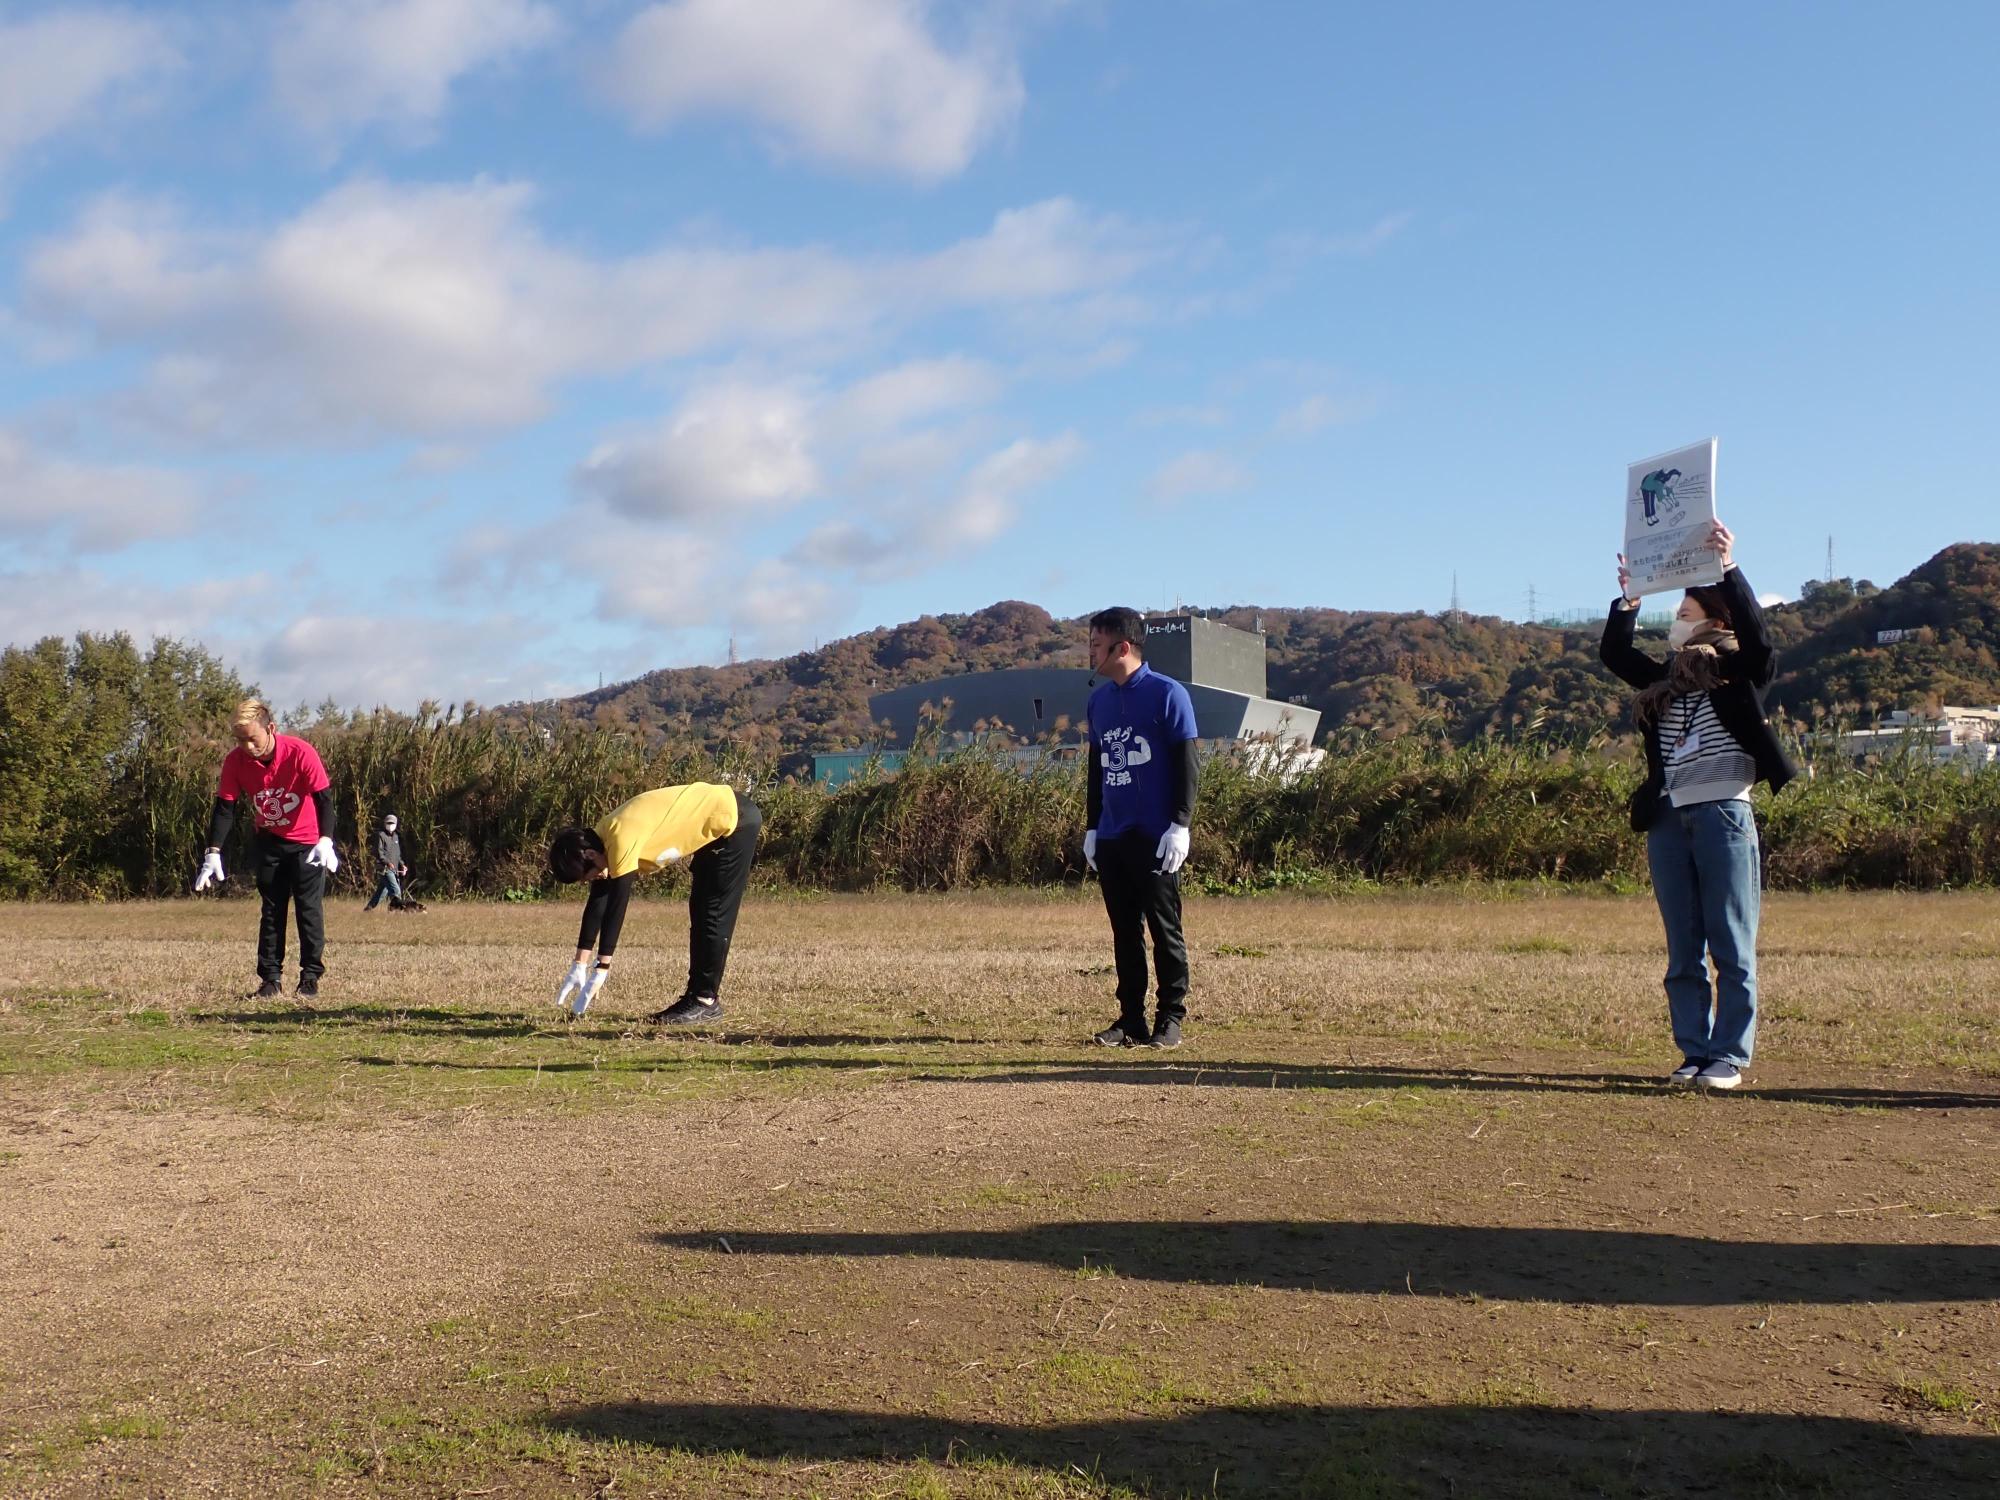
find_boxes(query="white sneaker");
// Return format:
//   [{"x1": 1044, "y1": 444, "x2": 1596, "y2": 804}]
[
  {"x1": 1695, "y1": 1062, "x2": 1743, "y2": 1090},
  {"x1": 1668, "y1": 1059, "x2": 1702, "y2": 1086}
]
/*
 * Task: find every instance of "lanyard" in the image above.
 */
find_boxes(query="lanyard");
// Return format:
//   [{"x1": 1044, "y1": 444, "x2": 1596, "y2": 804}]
[{"x1": 1671, "y1": 696, "x2": 1698, "y2": 755}]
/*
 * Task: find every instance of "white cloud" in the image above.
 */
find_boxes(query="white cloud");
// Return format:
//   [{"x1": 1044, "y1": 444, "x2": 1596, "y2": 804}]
[
  {"x1": 577, "y1": 383, "x2": 821, "y2": 520},
  {"x1": 0, "y1": 565, "x2": 270, "y2": 659},
  {"x1": 0, "y1": 560, "x2": 595, "y2": 710},
  {"x1": 0, "y1": 429, "x2": 205, "y2": 553},
  {"x1": 790, "y1": 519, "x2": 887, "y2": 572},
  {"x1": 1146, "y1": 448, "x2": 1248, "y2": 502},
  {"x1": 0, "y1": 8, "x2": 177, "y2": 180},
  {"x1": 1275, "y1": 390, "x2": 1377, "y2": 434},
  {"x1": 1273, "y1": 212, "x2": 1414, "y2": 263},
  {"x1": 601, "y1": 0, "x2": 1023, "y2": 181},
  {"x1": 1135, "y1": 403, "x2": 1229, "y2": 429},
  {"x1": 911, "y1": 429, "x2": 1082, "y2": 557},
  {"x1": 728, "y1": 558, "x2": 848, "y2": 655},
  {"x1": 26, "y1": 184, "x2": 1162, "y2": 443},
  {"x1": 271, "y1": 0, "x2": 561, "y2": 145},
  {"x1": 825, "y1": 355, "x2": 1001, "y2": 434},
  {"x1": 256, "y1": 610, "x2": 570, "y2": 708}
]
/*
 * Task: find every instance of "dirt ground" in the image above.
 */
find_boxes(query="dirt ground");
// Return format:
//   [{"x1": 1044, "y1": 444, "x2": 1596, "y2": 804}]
[{"x1": 1, "y1": 888, "x2": 1997, "y2": 1498}]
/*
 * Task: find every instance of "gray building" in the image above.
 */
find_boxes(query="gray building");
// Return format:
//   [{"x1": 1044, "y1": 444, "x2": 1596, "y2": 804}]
[{"x1": 863, "y1": 615, "x2": 1319, "y2": 750}]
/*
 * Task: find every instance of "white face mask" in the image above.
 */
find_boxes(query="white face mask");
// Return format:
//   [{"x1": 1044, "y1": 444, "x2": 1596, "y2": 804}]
[{"x1": 1667, "y1": 619, "x2": 1698, "y2": 650}]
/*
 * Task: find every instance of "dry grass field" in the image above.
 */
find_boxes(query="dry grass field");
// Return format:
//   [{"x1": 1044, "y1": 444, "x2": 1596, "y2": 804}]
[{"x1": 2, "y1": 887, "x2": 1998, "y2": 1498}]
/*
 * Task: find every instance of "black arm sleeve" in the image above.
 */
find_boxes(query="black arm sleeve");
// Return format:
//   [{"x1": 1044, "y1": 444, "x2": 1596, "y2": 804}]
[
  {"x1": 311, "y1": 788, "x2": 333, "y2": 840},
  {"x1": 576, "y1": 873, "x2": 636, "y2": 957},
  {"x1": 1170, "y1": 738, "x2": 1198, "y2": 827},
  {"x1": 205, "y1": 797, "x2": 236, "y2": 850},
  {"x1": 1086, "y1": 745, "x2": 1103, "y2": 829},
  {"x1": 1716, "y1": 565, "x2": 1776, "y2": 686},
  {"x1": 1599, "y1": 599, "x2": 1666, "y2": 691}
]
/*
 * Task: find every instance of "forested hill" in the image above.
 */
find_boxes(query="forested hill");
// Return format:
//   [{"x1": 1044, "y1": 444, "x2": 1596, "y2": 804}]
[{"x1": 537, "y1": 544, "x2": 2000, "y2": 753}]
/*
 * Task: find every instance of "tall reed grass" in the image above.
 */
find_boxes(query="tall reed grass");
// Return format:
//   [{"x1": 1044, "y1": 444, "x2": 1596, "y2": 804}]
[{"x1": 8, "y1": 687, "x2": 1999, "y2": 897}]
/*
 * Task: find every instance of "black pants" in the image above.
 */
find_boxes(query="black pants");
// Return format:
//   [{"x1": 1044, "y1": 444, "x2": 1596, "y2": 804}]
[
  {"x1": 686, "y1": 800, "x2": 761, "y2": 998},
  {"x1": 254, "y1": 834, "x2": 326, "y2": 982},
  {"x1": 1098, "y1": 829, "x2": 1189, "y2": 1028}
]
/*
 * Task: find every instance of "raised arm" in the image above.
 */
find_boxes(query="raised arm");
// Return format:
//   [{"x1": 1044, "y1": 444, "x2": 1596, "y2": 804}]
[
  {"x1": 1715, "y1": 563, "x2": 1775, "y2": 686},
  {"x1": 1599, "y1": 551, "x2": 1665, "y2": 691}
]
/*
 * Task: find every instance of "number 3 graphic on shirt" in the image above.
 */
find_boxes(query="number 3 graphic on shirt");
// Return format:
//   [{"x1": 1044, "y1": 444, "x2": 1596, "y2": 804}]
[{"x1": 1099, "y1": 732, "x2": 1152, "y2": 773}]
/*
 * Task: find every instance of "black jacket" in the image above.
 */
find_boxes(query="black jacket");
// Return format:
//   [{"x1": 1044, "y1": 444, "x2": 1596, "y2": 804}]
[{"x1": 1599, "y1": 564, "x2": 1799, "y2": 832}]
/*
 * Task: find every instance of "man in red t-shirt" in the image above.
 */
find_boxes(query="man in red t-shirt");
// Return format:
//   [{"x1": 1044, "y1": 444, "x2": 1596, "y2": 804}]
[{"x1": 193, "y1": 699, "x2": 339, "y2": 999}]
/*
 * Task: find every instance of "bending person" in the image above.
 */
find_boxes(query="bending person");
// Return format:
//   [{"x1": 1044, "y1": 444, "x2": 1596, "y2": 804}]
[
  {"x1": 547, "y1": 782, "x2": 762, "y2": 1026},
  {"x1": 193, "y1": 699, "x2": 338, "y2": 1000},
  {"x1": 1599, "y1": 521, "x2": 1797, "y2": 1090}
]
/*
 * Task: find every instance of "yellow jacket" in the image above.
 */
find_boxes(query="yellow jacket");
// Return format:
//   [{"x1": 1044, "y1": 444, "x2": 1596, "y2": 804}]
[{"x1": 594, "y1": 783, "x2": 740, "y2": 877}]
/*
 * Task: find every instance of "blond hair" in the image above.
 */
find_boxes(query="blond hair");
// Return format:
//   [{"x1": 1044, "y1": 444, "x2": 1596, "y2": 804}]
[{"x1": 231, "y1": 698, "x2": 275, "y2": 730}]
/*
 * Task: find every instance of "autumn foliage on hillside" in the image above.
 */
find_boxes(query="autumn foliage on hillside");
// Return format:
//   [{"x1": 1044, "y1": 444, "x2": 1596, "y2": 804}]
[{"x1": 540, "y1": 545, "x2": 2000, "y2": 754}]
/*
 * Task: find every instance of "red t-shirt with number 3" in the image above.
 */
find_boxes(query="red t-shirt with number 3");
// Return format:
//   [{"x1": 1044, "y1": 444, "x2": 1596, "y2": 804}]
[{"x1": 217, "y1": 735, "x2": 331, "y2": 844}]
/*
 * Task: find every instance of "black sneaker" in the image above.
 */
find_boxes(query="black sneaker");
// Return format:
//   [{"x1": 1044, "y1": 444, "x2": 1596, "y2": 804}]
[
  {"x1": 1093, "y1": 1020, "x2": 1148, "y2": 1047},
  {"x1": 252, "y1": 979, "x2": 282, "y2": 1000},
  {"x1": 295, "y1": 976, "x2": 319, "y2": 1000},
  {"x1": 1148, "y1": 1020, "x2": 1183, "y2": 1050},
  {"x1": 652, "y1": 995, "x2": 723, "y2": 1026}
]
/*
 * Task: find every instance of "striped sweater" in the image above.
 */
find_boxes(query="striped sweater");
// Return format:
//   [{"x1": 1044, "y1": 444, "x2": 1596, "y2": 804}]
[{"x1": 1656, "y1": 692, "x2": 1756, "y2": 807}]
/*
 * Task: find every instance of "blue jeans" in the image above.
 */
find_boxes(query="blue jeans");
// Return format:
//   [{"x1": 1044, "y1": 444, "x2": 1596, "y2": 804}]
[
  {"x1": 364, "y1": 868, "x2": 404, "y2": 910},
  {"x1": 1645, "y1": 799, "x2": 1761, "y2": 1067}
]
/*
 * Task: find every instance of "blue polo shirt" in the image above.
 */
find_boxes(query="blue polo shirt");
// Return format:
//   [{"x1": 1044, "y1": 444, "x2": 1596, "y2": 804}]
[{"x1": 1088, "y1": 662, "x2": 1198, "y2": 840}]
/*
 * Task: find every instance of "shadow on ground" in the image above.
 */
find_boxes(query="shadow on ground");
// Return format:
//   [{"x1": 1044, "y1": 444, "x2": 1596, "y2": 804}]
[
  {"x1": 651, "y1": 1219, "x2": 2000, "y2": 1304},
  {"x1": 195, "y1": 1005, "x2": 953, "y2": 1048},
  {"x1": 541, "y1": 1400, "x2": 2000, "y2": 1498},
  {"x1": 915, "y1": 1059, "x2": 2000, "y2": 1110},
  {"x1": 176, "y1": 1007, "x2": 1999, "y2": 1110}
]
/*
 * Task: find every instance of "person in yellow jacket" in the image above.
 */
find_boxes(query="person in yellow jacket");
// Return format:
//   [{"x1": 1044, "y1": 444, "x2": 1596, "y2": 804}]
[{"x1": 547, "y1": 783, "x2": 762, "y2": 1025}]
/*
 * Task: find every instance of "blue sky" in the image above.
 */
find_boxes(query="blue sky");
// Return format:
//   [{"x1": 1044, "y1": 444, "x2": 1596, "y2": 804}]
[{"x1": 2, "y1": 0, "x2": 1995, "y2": 708}]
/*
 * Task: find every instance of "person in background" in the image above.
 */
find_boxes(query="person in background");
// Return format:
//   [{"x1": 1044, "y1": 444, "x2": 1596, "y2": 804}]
[
  {"x1": 1083, "y1": 606, "x2": 1199, "y2": 1050},
  {"x1": 193, "y1": 699, "x2": 338, "y2": 999},
  {"x1": 545, "y1": 782, "x2": 762, "y2": 1026},
  {"x1": 364, "y1": 812, "x2": 410, "y2": 911},
  {"x1": 1599, "y1": 521, "x2": 1797, "y2": 1090}
]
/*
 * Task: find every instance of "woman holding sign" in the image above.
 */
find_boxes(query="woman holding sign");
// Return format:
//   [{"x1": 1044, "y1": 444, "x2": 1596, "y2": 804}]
[{"x1": 1600, "y1": 521, "x2": 1797, "y2": 1090}]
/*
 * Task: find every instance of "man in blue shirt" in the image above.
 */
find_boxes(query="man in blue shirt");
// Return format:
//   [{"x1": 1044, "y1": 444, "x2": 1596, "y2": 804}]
[{"x1": 1084, "y1": 606, "x2": 1199, "y2": 1049}]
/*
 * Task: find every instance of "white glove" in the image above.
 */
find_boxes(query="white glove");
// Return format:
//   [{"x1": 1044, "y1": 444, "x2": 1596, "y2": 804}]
[
  {"x1": 193, "y1": 849, "x2": 225, "y2": 892},
  {"x1": 305, "y1": 836, "x2": 339, "y2": 873},
  {"x1": 655, "y1": 847, "x2": 683, "y2": 865},
  {"x1": 1155, "y1": 822, "x2": 1190, "y2": 875},
  {"x1": 572, "y1": 966, "x2": 608, "y2": 1018},
  {"x1": 1082, "y1": 830, "x2": 1098, "y2": 872},
  {"x1": 556, "y1": 960, "x2": 590, "y2": 1010}
]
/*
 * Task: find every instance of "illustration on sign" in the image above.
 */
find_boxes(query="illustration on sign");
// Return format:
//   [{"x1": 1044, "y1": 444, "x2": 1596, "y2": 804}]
[
  {"x1": 1638, "y1": 467, "x2": 1682, "y2": 527},
  {"x1": 1622, "y1": 438, "x2": 1723, "y2": 597}
]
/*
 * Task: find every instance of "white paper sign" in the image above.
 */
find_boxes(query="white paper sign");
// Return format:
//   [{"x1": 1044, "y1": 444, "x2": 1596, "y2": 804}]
[{"x1": 1623, "y1": 438, "x2": 1722, "y2": 596}]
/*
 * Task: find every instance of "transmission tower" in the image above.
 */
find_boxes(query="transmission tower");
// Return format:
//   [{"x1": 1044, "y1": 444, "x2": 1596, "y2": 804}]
[
  {"x1": 1826, "y1": 535, "x2": 1835, "y2": 584},
  {"x1": 1526, "y1": 582, "x2": 1538, "y2": 625},
  {"x1": 1450, "y1": 571, "x2": 1462, "y2": 620}
]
